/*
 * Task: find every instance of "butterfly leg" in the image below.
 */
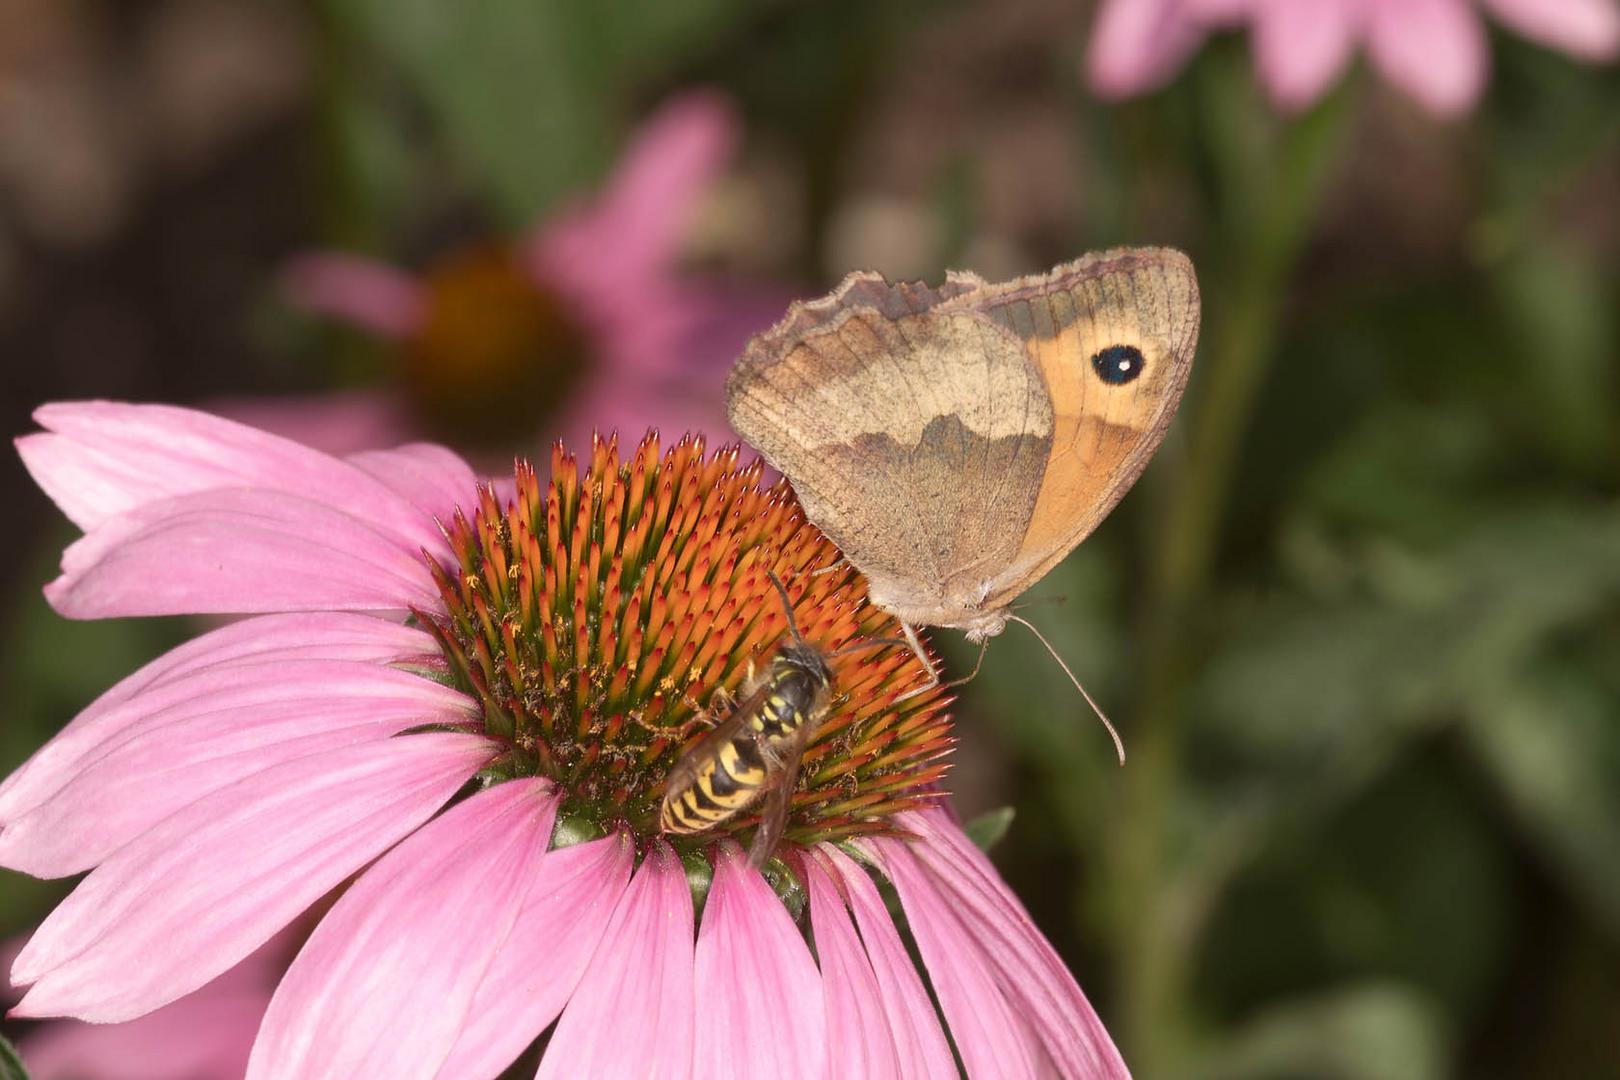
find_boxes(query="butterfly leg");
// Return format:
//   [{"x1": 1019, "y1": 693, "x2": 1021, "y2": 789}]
[
  {"x1": 894, "y1": 621, "x2": 942, "y2": 702},
  {"x1": 940, "y1": 638, "x2": 990, "y2": 691}
]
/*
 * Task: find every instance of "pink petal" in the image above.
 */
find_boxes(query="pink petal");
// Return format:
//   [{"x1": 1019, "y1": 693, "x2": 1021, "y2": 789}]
[
  {"x1": 865, "y1": 836, "x2": 1041, "y2": 1078},
  {"x1": 11, "y1": 733, "x2": 497, "y2": 1022},
  {"x1": 433, "y1": 833, "x2": 635, "y2": 1080},
  {"x1": 246, "y1": 780, "x2": 559, "y2": 1080},
  {"x1": 814, "y1": 846, "x2": 957, "y2": 1080},
  {"x1": 280, "y1": 251, "x2": 426, "y2": 339},
  {"x1": 1366, "y1": 0, "x2": 1487, "y2": 116},
  {"x1": 44, "y1": 488, "x2": 442, "y2": 619},
  {"x1": 1482, "y1": 0, "x2": 1620, "y2": 59},
  {"x1": 801, "y1": 854, "x2": 902, "y2": 1079},
  {"x1": 901, "y1": 810, "x2": 1130, "y2": 1078},
  {"x1": 537, "y1": 840, "x2": 694, "y2": 1080},
  {"x1": 530, "y1": 91, "x2": 738, "y2": 288},
  {"x1": 1251, "y1": 0, "x2": 1361, "y2": 110},
  {"x1": 18, "y1": 403, "x2": 454, "y2": 556},
  {"x1": 0, "y1": 613, "x2": 441, "y2": 823},
  {"x1": 210, "y1": 390, "x2": 420, "y2": 459},
  {"x1": 346, "y1": 443, "x2": 481, "y2": 525},
  {"x1": 19, "y1": 985, "x2": 266, "y2": 1080},
  {"x1": 693, "y1": 842, "x2": 825, "y2": 1080},
  {"x1": 0, "y1": 659, "x2": 475, "y2": 877},
  {"x1": 1085, "y1": 0, "x2": 1211, "y2": 98}
]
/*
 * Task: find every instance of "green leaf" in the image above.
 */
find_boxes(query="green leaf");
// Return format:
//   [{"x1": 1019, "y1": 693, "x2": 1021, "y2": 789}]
[
  {"x1": 963, "y1": 806, "x2": 1015, "y2": 853},
  {"x1": 1190, "y1": 982, "x2": 1447, "y2": 1080},
  {"x1": 1462, "y1": 662, "x2": 1620, "y2": 936},
  {"x1": 329, "y1": 0, "x2": 758, "y2": 222},
  {"x1": 0, "y1": 1033, "x2": 31, "y2": 1080},
  {"x1": 329, "y1": 0, "x2": 615, "y2": 221}
]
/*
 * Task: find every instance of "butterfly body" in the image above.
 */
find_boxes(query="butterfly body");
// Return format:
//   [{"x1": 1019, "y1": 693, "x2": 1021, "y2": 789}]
[{"x1": 727, "y1": 248, "x2": 1200, "y2": 658}]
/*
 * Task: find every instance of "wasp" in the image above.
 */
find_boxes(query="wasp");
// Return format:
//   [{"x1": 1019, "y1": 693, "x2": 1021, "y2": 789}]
[{"x1": 659, "y1": 570, "x2": 898, "y2": 867}]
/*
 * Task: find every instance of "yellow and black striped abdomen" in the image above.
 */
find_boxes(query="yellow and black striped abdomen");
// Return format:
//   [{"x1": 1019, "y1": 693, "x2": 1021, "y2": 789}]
[
  {"x1": 659, "y1": 658, "x2": 826, "y2": 836},
  {"x1": 661, "y1": 735, "x2": 769, "y2": 834}
]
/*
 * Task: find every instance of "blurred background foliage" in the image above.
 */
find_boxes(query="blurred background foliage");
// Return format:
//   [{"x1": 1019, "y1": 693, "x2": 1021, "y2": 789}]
[{"x1": 2, "y1": 0, "x2": 1618, "y2": 1077}]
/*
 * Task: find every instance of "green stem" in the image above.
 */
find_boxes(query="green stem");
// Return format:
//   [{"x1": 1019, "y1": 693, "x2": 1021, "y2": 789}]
[{"x1": 1109, "y1": 69, "x2": 1350, "y2": 1073}]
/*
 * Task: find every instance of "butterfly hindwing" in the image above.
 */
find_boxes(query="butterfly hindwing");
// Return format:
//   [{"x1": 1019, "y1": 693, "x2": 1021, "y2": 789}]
[
  {"x1": 727, "y1": 249, "x2": 1198, "y2": 630},
  {"x1": 727, "y1": 281, "x2": 1054, "y2": 619}
]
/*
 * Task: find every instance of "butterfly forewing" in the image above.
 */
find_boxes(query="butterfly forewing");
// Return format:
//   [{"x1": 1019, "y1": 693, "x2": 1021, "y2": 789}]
[{"x1": 963, "y1": 248, "x2": 1200, "y2": 607}]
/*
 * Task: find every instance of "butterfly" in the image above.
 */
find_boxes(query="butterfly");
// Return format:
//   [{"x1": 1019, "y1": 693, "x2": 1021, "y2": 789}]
[{"x1": 725, "y1": 247, "x2": 1200, "y2": 745}]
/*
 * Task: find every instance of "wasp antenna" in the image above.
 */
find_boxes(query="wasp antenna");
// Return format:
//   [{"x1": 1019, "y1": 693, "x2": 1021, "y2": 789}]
[
  {"x1": 765, "y1": 569, "x2": 808, "y2": 648},
  {"x1": 1007, "y1": 614, "x2": 1125, "y2": 765}
]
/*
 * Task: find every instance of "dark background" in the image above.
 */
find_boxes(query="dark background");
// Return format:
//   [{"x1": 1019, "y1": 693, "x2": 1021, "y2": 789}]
[{"x1": 3, "y1": 2, "x2": 1618, "y2": 1077}]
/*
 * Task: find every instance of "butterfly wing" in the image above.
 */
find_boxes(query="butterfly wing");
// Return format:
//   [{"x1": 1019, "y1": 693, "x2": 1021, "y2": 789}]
[
  {"x1": 727, "y1": 273, "x2": 1056, "y2": 621},
  {"x1": 955, "y1": 247, "x2": 1200, "y2": 609}
]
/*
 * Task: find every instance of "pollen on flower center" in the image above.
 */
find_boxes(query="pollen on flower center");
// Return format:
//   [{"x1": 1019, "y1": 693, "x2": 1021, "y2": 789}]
[{"x1": 419, "y1": 432, "x2": 954, "y2": 857}]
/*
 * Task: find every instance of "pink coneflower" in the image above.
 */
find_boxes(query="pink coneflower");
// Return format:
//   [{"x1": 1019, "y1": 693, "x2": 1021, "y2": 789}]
[
  {"x1": 270, "y1": 90, "x2": 787, "y2": 455},
  {"x1": 6, "y1": 931, "x2": 284, "y2": 1080},
  {"x1": 1086, "y1": 0, "x2": 1620, "y2": 117},
  {"x1": 4, "y1": 401, "x2": 1128, "y2": 1078}
]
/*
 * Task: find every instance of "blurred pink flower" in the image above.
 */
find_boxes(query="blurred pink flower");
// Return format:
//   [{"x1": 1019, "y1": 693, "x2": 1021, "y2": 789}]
[
  {"x1": 5, "y1": 401, "x2": 1128, "y2": 1078},
  {"x1": 1086, "y1": 0, "x2": 1620, "y2": 116},
  {"x1": 272, "y1": 90, "x2": 788, "y2": 456},
  {"x1": 6, "y1": 933, "x2": 286, "y2": 1080}
]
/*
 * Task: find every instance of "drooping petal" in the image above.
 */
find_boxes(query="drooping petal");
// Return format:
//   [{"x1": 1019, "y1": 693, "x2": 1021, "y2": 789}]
[
  {"x1": 18, "y1": 985, "x2": 266, "y2": 1080},
  {"x1": 45, "y1": 488, "x2": 442, "y2": 619},
  {"x1": 801, "y1": 852, "x2": 903, "y2": 1080},
  {"x1": 0, "y1": 660, "x2": 476, "y2": 877},
  {"x1": 530, "y1": 91, "x2": 737, "y2": 290},
  {"x1": 346, "y1": 443, "x2": 481, "y2": 525},
  {"x1": 433, "y1": 833, "x2": 635, "y2": 1080},
  {"x1": 18, "y1": 403, "x2": 455, "y2": 556},
  {"x1": 0, "y1": 613, "x2": 440, "y2": 822},
  {"x1": 280, "y1": 251, "x2": 427, "y2": 339},
  {"x1": 16, "y1": 931, "x2": 290, "y2": 1080},
  {"x1": 1482, "y1": 0, "x2": 1620, "y2": 60},
  {"x1": 693, "y1": 842, "x2": 825, "y2": 1080},
  {"x1": 206, "y1": 390, "x2": 420, "y2": 460},
  {"x1": 1251, "y1": 0, "x2": 1360, "y2": 110},
  {"x1": 537, "y1": 840, "x2": 694, "y2": 1080},
  {"x1": 246, "y1": 780, "x2": 559, "y2": 1080},
  {"x1": 814, "y1": 846, "x2": 957, "y2": 1080},
  {"x1": 1085, "y1": 0, "x2": 1211, "y2": 98},
  {"x1": 865, "y1": 836, "x2": 1040, "y2": 1080},
  {"x1": 11, "y1": 733, "x2": 497, "y2": 1022},
  {"x1": 901, "y1": 810, "x2": 1130, "y2": 1078},
  {"x1": 1366, "y1": 0, "x2": 1487, "y2": 116}
]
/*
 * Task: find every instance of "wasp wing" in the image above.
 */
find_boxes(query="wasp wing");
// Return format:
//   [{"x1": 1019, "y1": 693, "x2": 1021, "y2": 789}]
[
  {"x1": 745, "y1": 701, "x2": 818, "y2": 868},
  {"x1": 660, "y1": 680, "x2": 775, "y2": 829}
]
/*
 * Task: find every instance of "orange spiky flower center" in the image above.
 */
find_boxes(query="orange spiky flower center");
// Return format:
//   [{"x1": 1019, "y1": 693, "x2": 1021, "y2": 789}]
[{"x1": 419, "y1": 431, "x2": 954, "y2": 856}]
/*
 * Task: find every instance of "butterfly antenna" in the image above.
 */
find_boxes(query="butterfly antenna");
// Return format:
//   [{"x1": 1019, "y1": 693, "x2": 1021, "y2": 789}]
[
  {"x1": 1007, "y1": 614, "x2": 1125, "y2": 765},
  {"x1": 766, "y1": 569, "x2": 808, "y2": 648}
]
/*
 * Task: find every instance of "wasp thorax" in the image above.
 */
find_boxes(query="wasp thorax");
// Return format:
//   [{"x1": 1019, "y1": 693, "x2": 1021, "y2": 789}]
[{"x1": 418, "y1": 433, "x2": 955, "y2": 862}]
